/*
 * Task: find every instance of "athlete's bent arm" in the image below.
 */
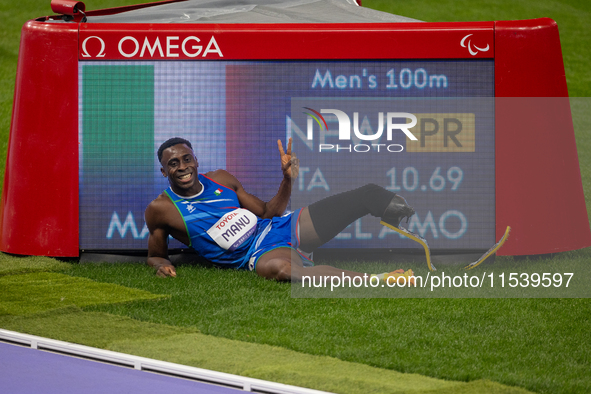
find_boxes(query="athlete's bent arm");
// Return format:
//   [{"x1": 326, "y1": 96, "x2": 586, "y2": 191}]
[
  {"x1": 234, "y1": 171, "x2": 291, "y2": 220},
  {"x1": 209, "y1": 139, "x2": 297, "y2": 219},
  {"x1": 145, "y1": 201, "x2": 177, "y2": 278},
  {"x1": 261, "y1": 138, "x2": 298, "y2": 218}
]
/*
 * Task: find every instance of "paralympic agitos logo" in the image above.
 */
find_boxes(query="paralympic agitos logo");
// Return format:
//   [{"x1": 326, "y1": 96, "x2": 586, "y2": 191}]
[{"x1": 303, "y1": 107, "x2": 417, "y2": 153}]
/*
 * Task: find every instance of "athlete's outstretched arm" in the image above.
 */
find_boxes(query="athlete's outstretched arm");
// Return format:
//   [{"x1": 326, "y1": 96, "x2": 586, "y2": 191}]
[{"x1": 145, "y1": 200, "x2": 177, "y2": 278}]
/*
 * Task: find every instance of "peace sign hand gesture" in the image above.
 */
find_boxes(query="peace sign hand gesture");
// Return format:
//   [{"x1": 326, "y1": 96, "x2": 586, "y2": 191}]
[{"x1": 277, "y1": 138, "x2": 299, "y2": 180}]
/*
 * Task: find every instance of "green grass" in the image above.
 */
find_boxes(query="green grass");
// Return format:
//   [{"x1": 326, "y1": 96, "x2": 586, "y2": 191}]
[
  {"x1": 57, "y1": 260, "x2": 590, "y2": 393},
  {"x1": 0, "y1": 253, "x2": 72, "y2": 276},
  {"x1": 292, "y1": 252, "x2": 591, "y2": 298},
  {"x1": 0, "y1": 305, "x2": 531, "y2": 394},
  {"x1": 0, "y1": 271, "x2": 167, "y2": 315},
  {"x1": 0, "y1": 306, "x2": 197, "y2": 348},
  {"x1": 1, "y1": 1, "x2": 590, "y2": 393},
  {"x1": 110, "y1": 333, "x2": 532, "y2": 394}
]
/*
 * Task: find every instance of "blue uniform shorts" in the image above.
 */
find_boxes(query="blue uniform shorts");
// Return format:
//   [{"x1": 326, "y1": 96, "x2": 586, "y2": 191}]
[{"x1": 244, "y1": 208, "x2": 314, "y2": 271}]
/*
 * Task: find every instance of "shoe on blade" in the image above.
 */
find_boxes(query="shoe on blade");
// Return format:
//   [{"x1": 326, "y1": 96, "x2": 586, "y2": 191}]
[{"x1": 381, "y1": 195, "x2": 416, "y2": 228}]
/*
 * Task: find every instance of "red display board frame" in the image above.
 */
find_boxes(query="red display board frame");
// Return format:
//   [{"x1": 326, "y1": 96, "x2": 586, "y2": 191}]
[{"x1": 1, "y1": 2, "x2": 589, "y2": 257}]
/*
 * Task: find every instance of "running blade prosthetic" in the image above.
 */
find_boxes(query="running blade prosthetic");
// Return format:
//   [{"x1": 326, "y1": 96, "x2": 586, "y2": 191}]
[
  {"x1": 380, "y1": 221, "x2": 435, "y2": 272},
  {"x1": 464, "y1": 226, "x2": 511, "y2": 270}
]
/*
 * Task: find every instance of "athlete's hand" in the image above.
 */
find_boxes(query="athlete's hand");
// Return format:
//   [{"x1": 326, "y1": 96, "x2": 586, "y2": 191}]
[
  {"x1": 277, "y1": 138, "x2": 299, "y2": 180},
  {"x1": 156, "y1": 264, "x2": 177, "y2": 278}
]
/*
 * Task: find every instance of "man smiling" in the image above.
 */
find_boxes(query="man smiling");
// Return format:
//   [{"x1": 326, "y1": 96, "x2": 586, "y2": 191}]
[{"x1": 145, "y1": 137, "x2": 416, "y2": 282}]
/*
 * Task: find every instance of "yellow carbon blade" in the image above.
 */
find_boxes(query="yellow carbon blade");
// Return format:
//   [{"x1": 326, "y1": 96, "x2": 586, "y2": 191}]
[
  {"x1": 464, "y1": 226, "x2": 511, "y2": 270},
  {"x1": 380, "y1": 221, "x2": 435, "y2": 271}
]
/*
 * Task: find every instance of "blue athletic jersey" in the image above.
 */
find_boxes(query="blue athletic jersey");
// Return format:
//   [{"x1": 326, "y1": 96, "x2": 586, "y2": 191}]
[{"x1": 164, "y1": 174, "x2": 271, "y2": 268}]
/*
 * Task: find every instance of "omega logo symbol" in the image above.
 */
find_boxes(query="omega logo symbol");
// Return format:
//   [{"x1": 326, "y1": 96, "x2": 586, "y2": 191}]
[
  {"x1": 81, "y1": 36, "x2": 106, "y2": 58},
  {"x1": 460, "y1": 34, "x2": 489, "y2": 56}
]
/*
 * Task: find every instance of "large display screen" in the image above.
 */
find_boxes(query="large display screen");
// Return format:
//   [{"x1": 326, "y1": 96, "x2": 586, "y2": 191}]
[{"x1": 78, "y1": 59, "x2": 494, "y2": 251}]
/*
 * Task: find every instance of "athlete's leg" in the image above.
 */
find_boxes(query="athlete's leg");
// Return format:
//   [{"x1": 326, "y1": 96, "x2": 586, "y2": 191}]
[
  {"x1": 298, "y1": 183, "x2": 415, "y2": 251},
  {"x1": 255, "y1": 248, "x2": 294, "y2": 281},
  {"x1": 255, "y1": 248, "x2": 369, "y2": 281},
  {"x1": 296, "y1": 208, "x2": 323, "y2": 251}
]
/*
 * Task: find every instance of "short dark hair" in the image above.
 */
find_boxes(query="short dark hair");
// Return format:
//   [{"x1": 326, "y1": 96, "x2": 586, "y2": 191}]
[{"x1": 157, "y1": 137, "x2": 193, "y2": 163}]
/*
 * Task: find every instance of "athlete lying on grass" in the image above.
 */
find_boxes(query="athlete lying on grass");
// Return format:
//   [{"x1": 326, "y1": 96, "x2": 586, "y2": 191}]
[{"x1": 145, "y1": 137, "x2": 416, "y2": 283}]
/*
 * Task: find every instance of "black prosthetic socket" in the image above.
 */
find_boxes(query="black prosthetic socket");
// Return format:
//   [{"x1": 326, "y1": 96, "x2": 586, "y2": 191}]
[
  {"x1": 381, "y1": 195, "x2": 416, "y2": 229},
  {"x1": 307, "y1": 184, "x2": 395, "y2": 243}
]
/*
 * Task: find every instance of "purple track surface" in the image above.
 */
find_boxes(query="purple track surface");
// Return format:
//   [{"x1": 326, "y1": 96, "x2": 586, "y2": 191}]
[{"x1": 0, "y1": 342, "x2": 243, "y2": 394}]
